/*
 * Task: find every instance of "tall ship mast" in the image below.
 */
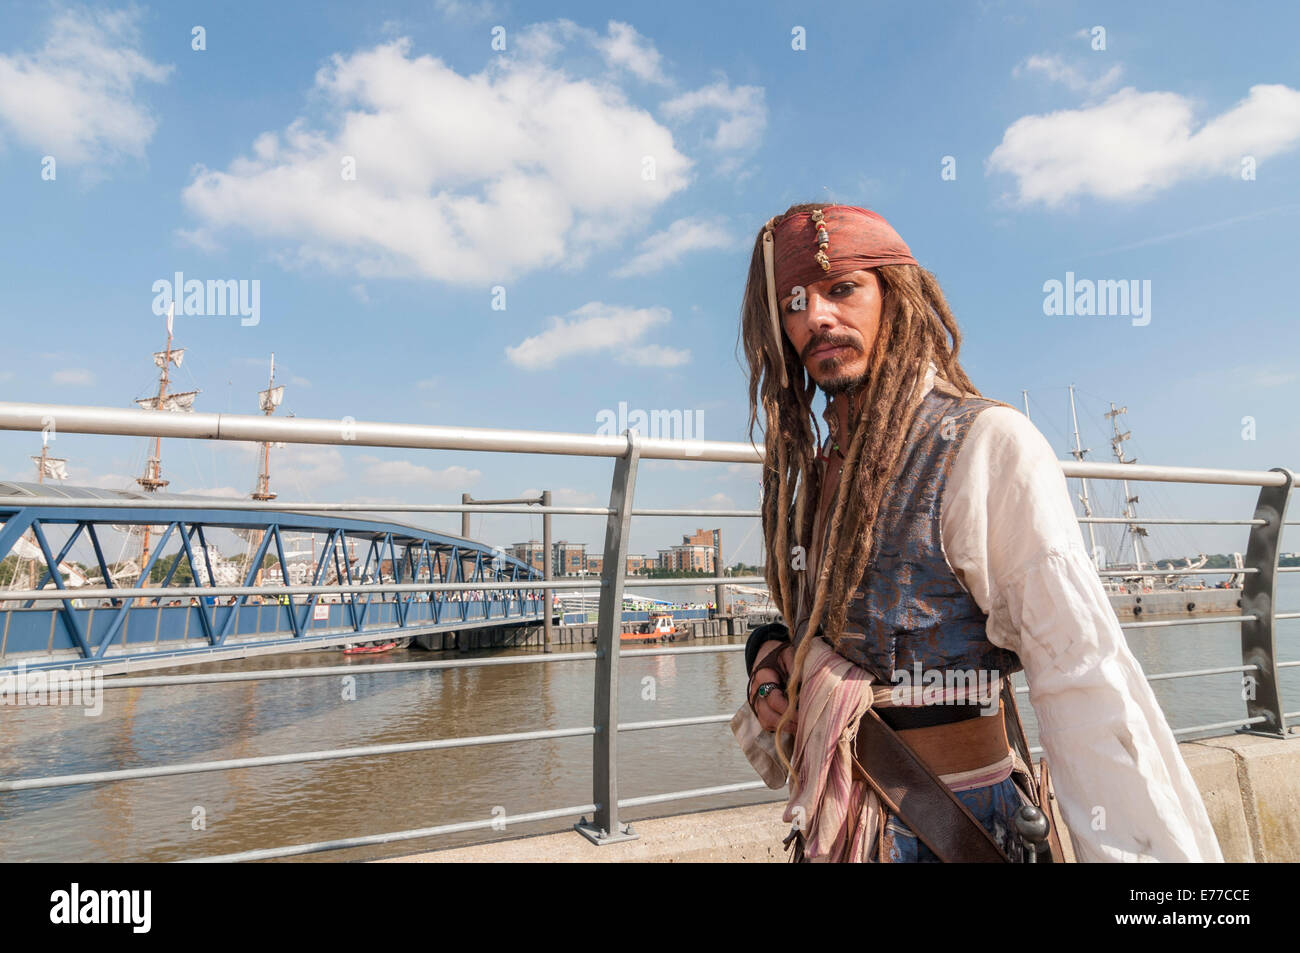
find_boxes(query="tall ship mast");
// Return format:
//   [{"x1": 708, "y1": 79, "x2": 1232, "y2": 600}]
[
  {"x1": 18, "y1": 442, "x2": 71, "y2": 591},
  {"x1": 1105, "y1": 402, "x2": 1151, "y2": 574},
  {"x1": 133, "y1": 302, "x2": 199, "y2": 573},
  {"x1": 1022, "y1": 388, "x2": 1215, "y2": 596},
  {"x1": 253, "y1": 353, "x2": 285, "y2": 502},
  {"x1": 247, "y1": 354, "x2": 287, "y2": 585}
]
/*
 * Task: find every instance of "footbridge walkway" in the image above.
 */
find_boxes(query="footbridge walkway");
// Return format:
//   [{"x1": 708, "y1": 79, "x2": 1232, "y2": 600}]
[{"x1": 0, "y1": 483, "x2": 546, "y2": 675}]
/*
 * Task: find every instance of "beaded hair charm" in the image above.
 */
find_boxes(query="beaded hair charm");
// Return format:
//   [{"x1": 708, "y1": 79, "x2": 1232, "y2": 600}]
[{"x1": 811, "y1": 208, "x2": 831, "y2": 272}]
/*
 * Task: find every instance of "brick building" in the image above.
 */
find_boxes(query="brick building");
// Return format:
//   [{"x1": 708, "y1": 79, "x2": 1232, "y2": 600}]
[
  {"x1": 507, "y1": 540, "x2": 546, "y2": 573},
  {"x1": 552, "y1": 540, "x2": 587, "y2": 576}
]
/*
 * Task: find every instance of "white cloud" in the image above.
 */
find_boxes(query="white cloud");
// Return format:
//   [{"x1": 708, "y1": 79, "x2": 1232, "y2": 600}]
[
  {"x1": 415, "y1": 377, "x2": 440, "y2": 390},
  {"x1": 53, "y1": 368, "x2": 95, "y2": 385},
  {"x1": 1015, "y1": 54, "x2": 1122, "y2": 98},
  {"x1": 613, "y1": 216, "x2": 736, "y2": 276},
  {"x1": 0, "y1": 7, "x2": 171, "y2": 167},
  {"x1": 505, "y1": 301, "x2": 687, "y2": 370},
  {"x1": 661, "y1": 79, "x2": 766, "y2": 158},
  {"x1": 290, "y1": 376, "x2": 311, "y2": 388},
  {"x1": 358, "y1": 457, "x2": 481, "y2": 490},
  {"x1": 593, "y1": 21, "x2": 668, "y2": 85},
  {"x1": 987, "y1": 84, "x2": 1300, "y2": 207},
  {"x1": 181, "y1": 33, "x2": 691, "y2": 284}
]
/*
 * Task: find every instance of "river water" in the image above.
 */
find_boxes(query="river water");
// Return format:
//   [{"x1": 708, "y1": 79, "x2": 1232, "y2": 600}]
[{"x1": 1, "y1": 576, "x2": 1296, "y2": 862}]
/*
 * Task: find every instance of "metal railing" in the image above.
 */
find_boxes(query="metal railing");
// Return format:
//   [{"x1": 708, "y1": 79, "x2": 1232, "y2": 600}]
[{"x1": 0, "y1": 401, "x2": 1296, "y2": 862}]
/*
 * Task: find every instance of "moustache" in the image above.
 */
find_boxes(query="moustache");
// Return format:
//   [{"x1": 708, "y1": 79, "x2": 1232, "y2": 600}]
[{"x1": 801, "y1": 335, "x2": 860, "y2": 361}]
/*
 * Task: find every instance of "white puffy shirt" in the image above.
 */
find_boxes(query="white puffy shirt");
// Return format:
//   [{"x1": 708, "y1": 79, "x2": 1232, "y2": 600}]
[{"x1": 941, "y1": 396, "x2": 1224, "y2": 862}]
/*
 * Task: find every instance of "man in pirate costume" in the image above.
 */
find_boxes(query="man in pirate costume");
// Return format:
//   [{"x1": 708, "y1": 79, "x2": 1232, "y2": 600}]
[{"x1": 731, "y1": 203, "x2": 1223, "y2": 863}]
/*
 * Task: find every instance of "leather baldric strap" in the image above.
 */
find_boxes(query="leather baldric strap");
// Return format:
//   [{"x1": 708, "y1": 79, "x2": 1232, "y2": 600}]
[
  {"x1": 1040, "y1": 758, "x2": 1067, "y2": 861},
  {"x1": 852, "y1": 708, "x2": 1013, "y2": 863}
]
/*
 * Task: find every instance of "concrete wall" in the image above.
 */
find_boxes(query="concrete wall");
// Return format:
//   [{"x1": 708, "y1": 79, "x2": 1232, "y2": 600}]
[
  {"x1": 381, "y1": 729, "x2": 1300, "y2": 863},
  {"x1": 1182, "y1": 733, "x2": 1300, "y2": 862}
]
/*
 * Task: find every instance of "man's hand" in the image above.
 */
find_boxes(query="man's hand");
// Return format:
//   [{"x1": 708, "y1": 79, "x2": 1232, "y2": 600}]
[{"x1": 748, "y1": 640, "x2": 797, "y2": 734}]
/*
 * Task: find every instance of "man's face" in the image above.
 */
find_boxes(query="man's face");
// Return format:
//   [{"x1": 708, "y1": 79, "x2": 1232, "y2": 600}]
[{"x1": 779, "y1": 269, "x2": 883, "y2": 397}]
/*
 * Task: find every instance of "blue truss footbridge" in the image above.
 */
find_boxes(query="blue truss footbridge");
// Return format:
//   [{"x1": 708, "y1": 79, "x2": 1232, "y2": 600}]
[{"x1": 0, "y1": 482, "x2": 546, "y2": 675}]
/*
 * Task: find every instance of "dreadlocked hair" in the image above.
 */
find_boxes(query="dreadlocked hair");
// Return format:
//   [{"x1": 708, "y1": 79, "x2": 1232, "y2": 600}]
[{"x1": 738, "y1": 202, "x2": 979, "y2": 782}]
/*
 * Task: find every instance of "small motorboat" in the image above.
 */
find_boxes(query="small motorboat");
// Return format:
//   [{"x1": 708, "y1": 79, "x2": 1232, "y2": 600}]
[
  {"x1": 342, "y1": 641, "x2": 397, "y2": 655},
  {"x1": 619, "y1": 612, "x2": 680, "y2": 643}
]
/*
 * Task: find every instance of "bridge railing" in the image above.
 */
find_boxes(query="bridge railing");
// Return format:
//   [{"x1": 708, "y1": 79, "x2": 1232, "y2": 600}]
[{"x1": 0, "y1": 401, "x2": 1295, "y2": 861}]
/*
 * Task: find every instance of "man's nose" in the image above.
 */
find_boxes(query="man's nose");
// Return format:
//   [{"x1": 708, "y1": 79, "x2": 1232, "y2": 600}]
[{"x1": 806, "y1": 293, "x2": 839, "y2": 326}]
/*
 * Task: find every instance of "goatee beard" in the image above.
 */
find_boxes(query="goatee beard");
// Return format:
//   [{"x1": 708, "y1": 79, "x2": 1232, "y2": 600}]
[{"x1": 821, "y1": 368, "x2": 870, "y2": 397}]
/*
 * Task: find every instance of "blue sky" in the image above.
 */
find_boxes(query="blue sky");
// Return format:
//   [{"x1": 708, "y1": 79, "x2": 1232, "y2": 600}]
[{"x1": 0, "y1": 0, "x2": 1297, "y2": 565}]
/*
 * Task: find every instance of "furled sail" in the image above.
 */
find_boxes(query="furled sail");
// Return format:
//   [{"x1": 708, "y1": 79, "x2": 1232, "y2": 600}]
[
  {"x1": 136, "y1": 389, "x2": 199, "y2": 412},
  {"x1": 259, "y1": 385, "x2": 285, "y2": 413},
  {"x1": 152, "y1": 348, "x2": 185, "y2": 369},
  {"x1": 30, "y1": 455, "x2": 68, "y2": 480}
]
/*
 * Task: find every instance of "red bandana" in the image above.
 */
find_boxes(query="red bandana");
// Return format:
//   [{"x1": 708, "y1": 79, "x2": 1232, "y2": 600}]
[{"x1": 771, "y1": 205, "x2": 917, "y2": 301}]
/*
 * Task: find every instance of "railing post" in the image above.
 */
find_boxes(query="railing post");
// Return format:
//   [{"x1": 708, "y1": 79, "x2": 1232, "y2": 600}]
[
  {"x1": 1238, "y1": 467, "x2": 1294, "y2": 739},
  {"x1": 543, "y1": 489, "x2": 553, "y2": 653},
  {"x1": 576, "y1": 430, "x2": 641, "y2": 845}
]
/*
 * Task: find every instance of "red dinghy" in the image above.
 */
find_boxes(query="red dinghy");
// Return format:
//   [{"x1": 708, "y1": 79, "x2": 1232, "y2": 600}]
[{"x1": 342, "y1": 641, "x2": 397, "y2": 655}]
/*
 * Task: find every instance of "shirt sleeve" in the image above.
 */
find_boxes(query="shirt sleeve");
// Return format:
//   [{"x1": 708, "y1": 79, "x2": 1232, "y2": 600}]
[{"x1": 940, "y1": 406, "x2": 1224, "y2": 862}]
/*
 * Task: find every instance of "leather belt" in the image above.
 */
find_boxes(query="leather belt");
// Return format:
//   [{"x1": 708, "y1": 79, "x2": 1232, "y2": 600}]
[
  {"x1": 872, "y1": 699, "x2": 1010, "y2": 778},
  {"x1": 876, "y1": 701, "x2": 986, "y2": 730}
]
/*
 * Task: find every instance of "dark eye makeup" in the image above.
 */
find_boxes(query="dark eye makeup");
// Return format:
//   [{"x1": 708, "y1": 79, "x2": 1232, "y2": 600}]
[{"x1": 781, "y1": 281, "x2": 858, "y2": 314}]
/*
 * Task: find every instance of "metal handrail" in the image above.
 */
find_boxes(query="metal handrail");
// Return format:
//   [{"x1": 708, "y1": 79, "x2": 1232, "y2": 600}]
[
  {"x1": 0, "y1": 725, "x2": 600, "y2": 792},
  {"x1": 1121, "y1": 615, "x2": 1259, "y2": 630},
  {"x1": 183, "y1": 779, "x2": 776, "y2": 864},
  {"x1": 0, "y1": 712, "x2": 737, "y2": 793},
  {"x1": 1, "y1": 574, "x2": 764, "y2": 603},
  {"x1": 0, "y1": 497, "x2": 763, "y2": 519},
  {"x1": 0, "y1": 400, "x2": 1295, "y2": 860},
  {"x1": 1098, "y1": 567, "x2": 1255, "y2": 576},
  {"x1": 1079, "y1": 517, "x2": 1267, "y2": 525},
  {"x1": 3, "y1": 400, "x2": 1299, "y2": 484},
  {"x1": 81, "y1": 643, "x2": 746, "y2": 690},
  {"x1": 183, "y1": 803, "x2": 603, "y2": 864}
]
